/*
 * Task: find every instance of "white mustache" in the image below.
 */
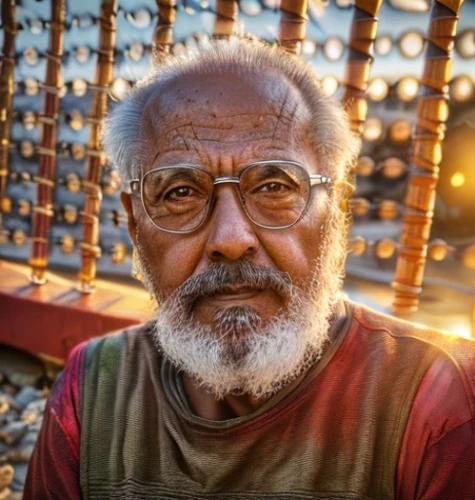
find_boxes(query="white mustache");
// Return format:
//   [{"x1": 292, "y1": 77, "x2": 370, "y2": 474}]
[{"x1": 167, "y1": 261, "x2": 293, "y2": 313}]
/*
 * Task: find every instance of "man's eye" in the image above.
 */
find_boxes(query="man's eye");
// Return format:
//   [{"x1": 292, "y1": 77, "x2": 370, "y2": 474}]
[
  {"x1": 165, "y1": 186, "x2": 195, "y2": 199},
  {"x1": 257, "y1": 182, "x2": 290, "y2": 193}
]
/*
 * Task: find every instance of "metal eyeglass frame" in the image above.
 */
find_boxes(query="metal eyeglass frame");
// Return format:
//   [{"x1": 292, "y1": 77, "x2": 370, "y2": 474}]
[{"x1": 129, "y1": 160, "x2": 332, "y2": 234}]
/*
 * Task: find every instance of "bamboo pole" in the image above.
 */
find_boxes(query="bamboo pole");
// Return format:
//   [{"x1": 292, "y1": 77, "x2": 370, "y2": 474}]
[
  {"x1": 77, "y1": 0, "x2": 118, "y2": 294},
  {"x1": 0, "y1": 0, "x2": 17, "y2": 216},
  {"x1": 341, "y1": 0, "x2": 384, "y2": 135},
  {"x1": 392, "y1": 0, "x2": 465, "y2": 314},
  {"x1": 214, "y1": 0, "x2": 239, "y2": 39},
  {"x1": 338, "y1": 0, "x2": 383, "y2": 211},
  {"x1": 278, "y1": 0, "x2": 308, "y2": 56},
  {"x1": 29, "y1": 0, "x2": 65, "y2": 285},
  {"x1": 153, "y1": 0, "x2": 177, "y2": 62}
]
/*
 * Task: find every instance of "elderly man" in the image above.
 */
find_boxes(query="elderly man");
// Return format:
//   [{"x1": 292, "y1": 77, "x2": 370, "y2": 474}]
[{"x1": 25, "y1": 39, "x2": 475, "y2": 499}]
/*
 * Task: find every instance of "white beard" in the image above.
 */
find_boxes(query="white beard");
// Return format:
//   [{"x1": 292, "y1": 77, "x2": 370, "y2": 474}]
[{"x1": 140, "y1": 198, "x2": 346, "y2": 400}]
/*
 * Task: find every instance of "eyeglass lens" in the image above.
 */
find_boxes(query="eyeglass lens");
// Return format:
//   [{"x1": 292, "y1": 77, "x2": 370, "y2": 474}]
[{"x1": 141, "y1": 162, "x2": 311, "y2": 232}]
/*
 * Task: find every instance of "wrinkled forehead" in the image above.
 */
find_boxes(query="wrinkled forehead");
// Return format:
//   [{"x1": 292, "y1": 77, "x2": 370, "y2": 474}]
[{"x1": 140, "y1": 69, "x2": 312, "y2": 167}]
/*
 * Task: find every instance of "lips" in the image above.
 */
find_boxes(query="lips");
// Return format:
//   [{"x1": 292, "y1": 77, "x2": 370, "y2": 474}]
[
  {"x1": 219, "y1": 284, "x2": 261, "y2": 295},
  {"x1": 174, "y1": 263, "x2": 293, "y2": 321},
  {"x1": 208, "y1": 284, "x2": 262, "y2": 301},
  {"x1": 211, "y1": 292, "x2": 260, "y2": 302},
  {"x1": 191, "y1": 281, "x2": 284, "y2": 323}
]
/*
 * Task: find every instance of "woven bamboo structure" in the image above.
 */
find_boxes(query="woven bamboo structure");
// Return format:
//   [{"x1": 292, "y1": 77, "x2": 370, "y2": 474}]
[
  {"x1": 339, "y1": 0, "x2": 383, "y2": 211},
  {"x1": 77, "y1": 0, "x2": 118, "y2": 294},
  {"x1": 214, "y1": 0, "x2": 239, "y2": 39},
  {"x1": 0, "y1": 1, "x2": 17, "y2": 217},
  {"x1": 392, "y1": 0, "x2": 465, "y2": 314},
  {"x1": 154, "y1": 0, "x2": 177, "y2": 62},
  {"x1": 278, "y1": 0, "x2": 308, "y2": 56},
  {"x1": 342, "y1": 0, "x2": 384, "y2": 136},
  {"x1": 1, "y1": 0, "x2": 470, "y2": 321},
  {"x1": 29, "y1": 1, "x2": 65, "y2": 285}
]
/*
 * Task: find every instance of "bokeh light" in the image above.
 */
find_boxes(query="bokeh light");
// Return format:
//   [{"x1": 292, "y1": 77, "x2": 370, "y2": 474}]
[
  {"x1": 449, "y1": 75, "x2": 474, "y2": 103},
  {"x1": 455, "y1": 30, "x2": 475, "y2": 59},
  {"x1": 323, "y1": 37, "x2": 345, "y2": 61},
  {"x1": 398, "y1": 31, "x2": 424, "y2": 59},
  {"x1": 321, "y1": 75, "x2": 339, "y2": 97},
  {"x1": 396, "y1": 76, "x2": 419, "y2": 102},
  {"x1": 450, "y1": 172, "x2": 465, "y2": 188},
  {"x1": 375, "y1": 35, "x2": 392, "y2": 56},
  {"x1": 109, "y1": 78, "x2": 132, "y2": 101},
  {"x1": 367, "y1": 77, "x2": 389, "y2": 102},
  {"x1": 363, "y1": 117, "x2": 383, "y2": 142}
]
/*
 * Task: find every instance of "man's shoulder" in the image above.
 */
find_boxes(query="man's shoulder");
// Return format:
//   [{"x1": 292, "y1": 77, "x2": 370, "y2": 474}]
[
  {"x1": 82, "y1": 321, "x2": 156, "y2": 366},
  {"x1": 78, "y1": 321, "x2": 164, "y2": 416},
  {"x1": 352, "y1": 300, "x2": 475, "y2": 351},
  {"x1": 350, "y1": 301, "x2": 475, "y2": 404}
]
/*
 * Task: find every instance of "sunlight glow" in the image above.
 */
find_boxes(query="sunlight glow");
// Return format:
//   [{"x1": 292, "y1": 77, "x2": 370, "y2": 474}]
[{"x1": 450, "y1": 172, "x2": 465, "y2": 188}]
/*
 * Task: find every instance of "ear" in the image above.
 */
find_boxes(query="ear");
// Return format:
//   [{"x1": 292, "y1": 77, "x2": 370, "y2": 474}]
[
  {"x1": 121, "y1": 192, "x2": 138, "y2": 246},
  {"x1": 335, "y1": 179, "x2": 355, "y2": 213}
]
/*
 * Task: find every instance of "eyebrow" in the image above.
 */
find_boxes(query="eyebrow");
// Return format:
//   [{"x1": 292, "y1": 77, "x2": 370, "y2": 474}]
[{"x1": 151, "y1": 151, "x2": 161, "y2": 165}]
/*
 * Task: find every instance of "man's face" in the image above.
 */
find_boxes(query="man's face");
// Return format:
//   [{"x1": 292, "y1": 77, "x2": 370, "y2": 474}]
[{"x1": 123, "y1": 69, "x2": 346, "y2": 397}]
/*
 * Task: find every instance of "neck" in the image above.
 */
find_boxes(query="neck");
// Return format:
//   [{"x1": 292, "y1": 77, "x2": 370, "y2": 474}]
[
  {"x1": 181, "y1": 301, "x2": 347, "y2": 420},
  {"x1": 183, "y1": 374, "x2": 271, "y2": 419}
]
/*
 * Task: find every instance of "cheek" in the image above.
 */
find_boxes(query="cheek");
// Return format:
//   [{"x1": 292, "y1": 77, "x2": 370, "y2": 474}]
[
  {"x1": 260, "y1": 222, "x2": 324, "y2": 288},
  {"x1": 261, "y1": 194, "x2": 331, "y2": 287},
  {"x1": 136, "y1": 215, "x2": 205, "y2": 299}
]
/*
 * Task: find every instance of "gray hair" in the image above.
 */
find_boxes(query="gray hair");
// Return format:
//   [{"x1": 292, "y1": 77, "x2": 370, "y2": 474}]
[{"x1": 103, "y1": 38, "x2": 360, "y2": 190}]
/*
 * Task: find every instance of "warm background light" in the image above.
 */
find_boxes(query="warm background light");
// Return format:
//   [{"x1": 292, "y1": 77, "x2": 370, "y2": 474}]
[
  {"x1": 388, "y1": 120, "x2": 412, "y2": 143},
  {"x1": 323, "y1": 37, "x2": 345, "y2": 61},
  {"x1": 397, "y1": 76, "x2": 419, "y2": 102},
  {"x1": 75, "y1": 45, "x2": 91, "y2": 64},
  {"x1": 375, "y1": 35, "x2": 392, "y2": 56},
  {"x1": 389, "y1": 0, "x2": 429, "y2": 13},
  {"x1": 450, "y1": 75, "x2": 474, "y2": 103},
  {"x1": 363, "y1": 117, "x2": 383, "y2": 142},
  {"x1": 382, "y1": 157, "x2": 407, "y2": 178},
  {"x1": 302, "y1": 39, "x2": 317, "y2": 57},
  {"x1": 451, "y1": 324, "x2": 472, "y2": 340},
  {"x1": 455, "y1": 29, "x2": 475, "y2": 58},
  {"x1": 240, "y1": 0, "x2": 262, "y2": 16},
  {"x1": 437, "y1": 123, "x2": 475, "y2": 237},
  {"x1": 367, "y1": 77, "x2": 389, "y2": 102},
  {"x1": 356, "y1": 156, "x2": 375, "y2": 176},
  {"x1": 399, "y1": 31, "x2": 424, "y2": 59},
  {"x1": 126, "y1": 8, "x2": 153, "y2": 29},
  {"x1": 321, "y1": 75, "x2": 339, "y2": 97},
  {"x1": 110, "y1": 77, "x2": 132, "y2": 101},
  {"x1": 72, "y1": 78, "x2": 88, "y2": 97},
  {"x1": 450, "y1": 172, "x2": 465, "y2": 188},
  {"x1": 128, "y1": 42, "x2": 145, "y2": 62}
]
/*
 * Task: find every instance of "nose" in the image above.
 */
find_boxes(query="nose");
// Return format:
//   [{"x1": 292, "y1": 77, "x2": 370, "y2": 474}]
[{"x1": 204, "y1": 186, "x2": 259, "y2": 262}]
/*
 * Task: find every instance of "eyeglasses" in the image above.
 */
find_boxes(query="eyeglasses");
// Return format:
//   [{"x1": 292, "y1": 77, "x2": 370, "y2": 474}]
[{"x1": 129, "y1": 160, "x2": 332, "y2": 234}]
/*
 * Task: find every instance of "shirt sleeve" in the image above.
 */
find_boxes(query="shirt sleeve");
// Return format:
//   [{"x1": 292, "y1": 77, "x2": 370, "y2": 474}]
[
  {"x1": 415, "y1": 419, "x2": 475, "y2": 500},
  {"x1": 396, "y1": 354, "x2": 475, "y2": 500},
  {"x1": 23, "y1": 342, "x2": 86, "y2": 500}
]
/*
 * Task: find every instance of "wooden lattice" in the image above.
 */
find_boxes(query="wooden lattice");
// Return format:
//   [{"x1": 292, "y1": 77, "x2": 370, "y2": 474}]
[
  {"x1": 0, "y1": 0, "x2": 17, "y2": 217},
  {"x1": 278, "y1": 0, "x2": 308, "y2": 56},
  {"x1": 342, "y1": 0, "x2": 384, "y2": 135},
  {"x1": 0, "y1": 0, "x2": 469, "y2": 318},
  {"x1": 392, "y1": 0, "x2": 465, "y2": 313},
  {"x1": 29, "y1": 0, "x2": 66, "y2": 285},
  {"x1": 340, "y1": 0, "x2": 383, "y2": 209},
  {"x1": 214, "y1": 0, "x2": 239, "y2": 39},
  {"x1": 154, "y1": 0, "x2": 177, "y2": 62},
  {"x1": 78, "y1": 0, "x2": 119, "y2": 294}
]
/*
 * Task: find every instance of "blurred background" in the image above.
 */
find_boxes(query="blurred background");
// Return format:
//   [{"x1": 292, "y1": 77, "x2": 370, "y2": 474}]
[
  {"x1": 0, "y1": 1, "x2": 474, "y2": 495},
  {"x1": 1, "y1": 0, "x2": 474, "y2": 340}
]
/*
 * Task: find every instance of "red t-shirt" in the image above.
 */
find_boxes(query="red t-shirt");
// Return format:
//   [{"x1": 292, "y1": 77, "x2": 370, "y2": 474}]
[{"x1": 24, "y1": 304, "x2": 475, "y2": 499}]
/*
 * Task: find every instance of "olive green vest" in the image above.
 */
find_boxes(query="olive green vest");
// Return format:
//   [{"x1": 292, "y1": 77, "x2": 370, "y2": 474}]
[{"x1": 79, "y1": 306, "x2": 441, "y2": 499}]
